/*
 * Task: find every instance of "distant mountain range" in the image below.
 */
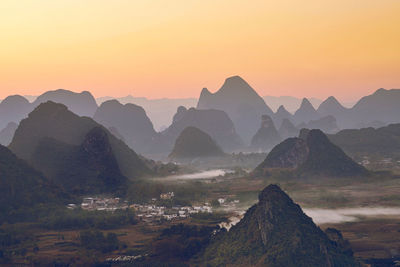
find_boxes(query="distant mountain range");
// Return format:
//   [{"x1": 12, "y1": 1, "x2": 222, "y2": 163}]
[
  {"x1": 153, "y1": 106, "x2": 243, "y2": 155},
  {"x1": 93, "y1": 100, "x2": 157, "y2": 154},
  {"x1": 1, "y1": 80, "x2": 399, "y2": 157},
  {"x1": 197, "y1": 76, "x2": 273, "y2": 144},
  {"x1": 263, "y1": 95, "x2": 324, "y2": 113},
  {"x1": 96, "y1": 95, "x2": 197, "y2": 131}
]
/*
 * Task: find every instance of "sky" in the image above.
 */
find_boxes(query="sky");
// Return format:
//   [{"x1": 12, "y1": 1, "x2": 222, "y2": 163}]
[{"x1": 0, "y1": 0, "x2": 399, "y2": 102}]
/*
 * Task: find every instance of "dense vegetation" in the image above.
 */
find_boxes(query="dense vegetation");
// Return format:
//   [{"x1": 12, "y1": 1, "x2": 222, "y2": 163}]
[
  {"x1": 200, "y1": 185, "x2": 358, "y2": 266},
  {"x1": 40, "y1": 208, "x2": 137, "y2": 230},
  {"x1": 0, "y1": 145, "x2": 67, "y2": 224}
]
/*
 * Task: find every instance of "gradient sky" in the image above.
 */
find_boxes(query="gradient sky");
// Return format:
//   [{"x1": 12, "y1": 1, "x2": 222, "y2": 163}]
[{"x1": 1, "y1": 0, "x2": 399, "y2": 102}]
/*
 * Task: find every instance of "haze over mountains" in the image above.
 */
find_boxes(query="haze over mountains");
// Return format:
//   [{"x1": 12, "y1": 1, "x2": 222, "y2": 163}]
[
  {"x1": 254, "y1": 129, "x2": 367, "y2": 177},
  {"x1": 9, "y1": 102, "x2": 153, "y2": 182},
  {"x1": 197, "y1": 76, "x2": 274, "y2": 144},
  {"x1": 1, "y1": 76, "x2": 400, "y2": 158}
]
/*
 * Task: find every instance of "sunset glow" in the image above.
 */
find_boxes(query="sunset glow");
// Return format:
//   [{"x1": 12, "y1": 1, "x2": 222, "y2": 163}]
[{"x1": 1, "y1": 0, "x2": 399, "y2": 101}]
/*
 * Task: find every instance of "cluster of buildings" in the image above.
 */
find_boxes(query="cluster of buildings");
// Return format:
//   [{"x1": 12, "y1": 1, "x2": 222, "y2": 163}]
[
  {"x1": 72, "y1": 191, "x2": 219, "y2": 224},
  {"x1": 131, "y1": 203, "x2": 212, "y2": 223},
  {"x1": 359, "y1": 156, "x2": 400, "y2": 169},
  {"x1": 79, "y1": 197, "x2": 128, "y2": 211},
  {"x1": 106, "y1": 254, "x2": 147, "y2": 263}
]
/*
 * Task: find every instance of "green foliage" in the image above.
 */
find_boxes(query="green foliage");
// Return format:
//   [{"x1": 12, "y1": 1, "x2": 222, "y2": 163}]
[
  {"x1": 40, "y1": 208, "x2": 137, "y2": 230},
  {"x1": 153, "y1": 223, "x2": 217, "y2": 261},
  {"x1": 199, "y1": 185, "x2": 357, "y2": 266},
  {"x1": 0, "y1": 145, "x2": 68, "y2": 224},
  {"x1": 79, "y1": 230, "x2": 120, "y2": 253}
]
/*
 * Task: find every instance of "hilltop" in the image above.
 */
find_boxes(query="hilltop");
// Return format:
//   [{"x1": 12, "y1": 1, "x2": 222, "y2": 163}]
[
  {"x1": 169, "y1": 127, "x2": 225, "y2": 160},
  {"x1": 200, "y1": 184, "x2": 356, "y2": 266},
  {"x1": 254, "y1": 129, "x2": 367, "y2": 177}
]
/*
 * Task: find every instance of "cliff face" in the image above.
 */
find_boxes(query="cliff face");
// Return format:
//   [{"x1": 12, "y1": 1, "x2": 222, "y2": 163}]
[{"x1": 201, "y1": 184, "x2": 357, "y2": 266}]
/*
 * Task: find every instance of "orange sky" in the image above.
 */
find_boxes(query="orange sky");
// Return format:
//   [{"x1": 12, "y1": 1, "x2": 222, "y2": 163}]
[{"x1": 0, "y1": 0, "x2": 399, "y2": 102}]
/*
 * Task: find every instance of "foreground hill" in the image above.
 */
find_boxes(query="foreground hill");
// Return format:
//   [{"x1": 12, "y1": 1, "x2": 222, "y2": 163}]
[
  {"x1": 155, "y1": 107, "x2": 243, "y2": 154},
  {"x1": 33, "y1": 89, "x2": 98, "y2": 117},
  {"x1": 169, "y1": 127, "x2": 225, "y2": 160},
  {"x1": 94, "y1": 100, "x2": 157, "y2": 154},
  {"x1": 0, "y1": 145, "x2": 65, "y2": 223},
  {"x1": 254, "y1": 129, "x2": 367, "y2": 177},
  {"x1": 201, "y1": 184, "x2": 356, "y2": 266},
  {"x1": 197, "y1": 76, "x2": 273, "y2": 144},
  {"x1": 9, "y1": 102, "x2": 152, "y2": 179}
]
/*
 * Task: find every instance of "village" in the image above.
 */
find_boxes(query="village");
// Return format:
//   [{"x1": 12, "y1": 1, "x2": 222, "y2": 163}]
[{"x1": 73, "y1": 191, "x2": 216, "y2": 224}]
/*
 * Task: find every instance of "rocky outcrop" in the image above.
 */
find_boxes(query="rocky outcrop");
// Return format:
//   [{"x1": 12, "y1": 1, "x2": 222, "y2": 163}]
[{"x1": 201, "y1": 184, "x2": 357, "y2": 266}]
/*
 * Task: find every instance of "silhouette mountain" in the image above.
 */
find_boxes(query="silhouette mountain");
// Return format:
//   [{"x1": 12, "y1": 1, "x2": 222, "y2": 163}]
[
  {"x1": 201, "y1": 184, "x2": 356, "y2": 266},
  {"x1": 329, "y1": 123, "x2": 400, "y2": 158},
  {"x1": 273, "y1": 105, "x2": 293, "y2": 128},
  {"x1": 250, "y1": 115, "x2": 281, "y2": 151},
  {"x1": 349, "y1": 88, "x2": 400, "y2": 128},
  {"x1": 293, "y1": 98, "x2": 320, "y2": 125},
  {"x1": 155, "y1": 107, "x2": 243, "y2": 154},
  {"x1": 31, "y1": 127, "x2": 128, "y2": 194},
  {"x1": 0, "y1": 144, "x2": 65, "y2": 223},
  {"x1": 303, "y1": 115, "x2": 339, "y2": 134},
  {"x1": 169, "y1": 127, "x2": 225, "y2": 160},
  {"x1": 0, "y1": 122, "x2": 18, "y2": 146},
  {"x1": 0, "y1": 95, "x2": 31, "y2": 130},
  {"x1": 254, "y1": 129, "x2": 367, "y2": 177},
  {"x1": 278, "y1": 118, "x2": 299, "y2": 139},
  {"x1": 317, "y1": 96, "x2": 347, "y2": 117},
  {"x1": 9, "y1": 101, "x2": 152, "y2": 179},
  {"x1": 96, "y1": 95, "x2": 197, "y2": 131},
  {"x1": 93, "y1": 100, "x2": 157, "y2": 154},
  {"x1": 197, "y1": 76, "x2": 273, "y2": 144},
  {"x1": 33, "y1": 89, "x2": 98, "y2": 117}
]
